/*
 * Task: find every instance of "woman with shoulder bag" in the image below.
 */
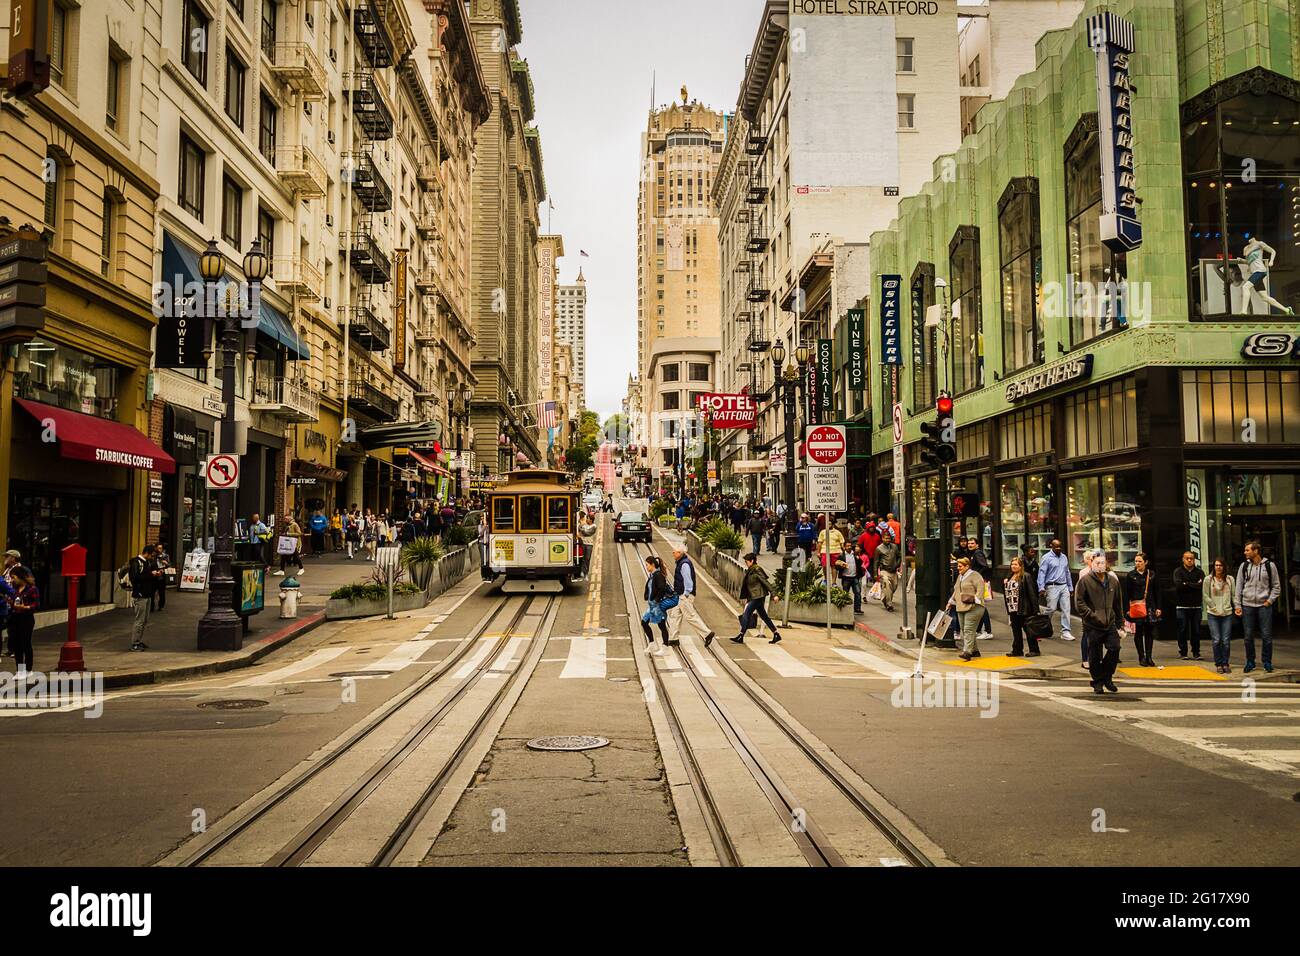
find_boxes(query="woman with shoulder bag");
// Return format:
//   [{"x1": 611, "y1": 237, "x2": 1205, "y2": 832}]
[
  {"x1": 1124, "y1": 551, "x2": 1161, "y2": 667},
  {"x1": 1003, "y1": 556, "x2": 1040, "y2": 657},
  {"x1": 947, "y1": 556, "x2": 984, "y2": 661},
  {"x1": 640, "y1": 555, "x2": 674, "y2": 656}
]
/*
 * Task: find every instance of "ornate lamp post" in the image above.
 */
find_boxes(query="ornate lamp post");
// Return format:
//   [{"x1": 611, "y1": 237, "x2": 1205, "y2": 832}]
[
  {"x1": 451, "y1": 383, "x2": 472, "y2": 496},
  {"x1": 197, "y1": 239, "x2": 267, "y2": 651},
  {"x1": 770, "y1": 337, "x2": 806, "y2": 546}
]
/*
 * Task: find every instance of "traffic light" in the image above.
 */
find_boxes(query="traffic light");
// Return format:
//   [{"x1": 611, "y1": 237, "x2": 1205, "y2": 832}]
[
  {"x1": 919, "y1": 393, "x2": 957, "y2": 469},
  {"x1": 950, "y1": 492, "x2": 981, "y2": 518}
]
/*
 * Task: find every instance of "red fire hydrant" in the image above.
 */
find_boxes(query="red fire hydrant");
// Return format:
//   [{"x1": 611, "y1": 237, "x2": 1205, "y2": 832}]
[{"x1": 56, "y1": 543, "x2": 88, "y2": 673}]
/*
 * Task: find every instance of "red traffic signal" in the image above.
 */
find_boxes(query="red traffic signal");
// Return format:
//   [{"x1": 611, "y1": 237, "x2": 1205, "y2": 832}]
[{"x1": 936, "y1": 394, "x2": 954, "y2": 416}]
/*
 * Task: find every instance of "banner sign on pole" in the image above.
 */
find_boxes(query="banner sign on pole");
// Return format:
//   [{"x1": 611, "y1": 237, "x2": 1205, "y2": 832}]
[
  {"x1": 816, "y1": 339, "x2": 833, "y2": 418},
  {"x1": 846, "y1": 309, "x2": 865, "y2": 392},
  {"x1": 805, "y1": 359, "x2": 820, "y2": 427},
  {"x1": 880, "y1": 274, "x2": 902, "y2": 366}
]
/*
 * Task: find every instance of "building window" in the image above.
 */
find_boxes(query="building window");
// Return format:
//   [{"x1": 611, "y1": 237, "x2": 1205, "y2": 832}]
[
  {"x1": 182, "y1": 0, "x2": 210, "y2": 86},
  {"x1": 179, "y1": 134, "x2": 206, "y2": 219},
  {"x1": 688, "y1": 363, "x2": 709, "y2": 382},
  {"x1": 221, "y1": 176, "x2": 243, "y2": 248},
  {"x1": 999, "y1": 403, "x2": 1053, "y2": 461},
  {"x1": 661, "y1": 363, "x2": 680, "y2": 382},
  {"x1": 257, "y1": 207, "x2": 275, "y2": 257},
  {"x1": 1065, "y1": 122, "x2": 1128, "y2": 343},
  {"x1": 261, "y1": 0, "x2": 279, "y2": 61},
  {"x1": 1182, "y1": 85, "x2": 1300, "y2": 319},
  {"x1": 106, "y1": 50, "x2": 127, "y2": 133},
  {"x1": 998, "y1": 474, "x2": 1056, "y2": 568},
  {"x1": 43, "y1": 151, "x2": 60, "y2": 234},
  {"x1": 662, "y1": 392, "x2": 680, "y2": 411},
  {"x1": 229, "y1": 0, "x2": 245, "y2": 18},
  {"x1": 259, "y1": 91, "x2": 277, "y2": 164},
  {"x1": 971, "y1": 54, "x2": 982, "y2": 87},
  {"x1": 225, "y1": 48, "x2": 246, "y2": 128},
  {"x1": 100, "y1": 192, "x2": 117, "y2": 277},
  {"x1": 897, "y1": 94, "x2": 915, "y2": 130},
  {"x1": 1062, "y1": 376, "x2": 1138, "y2": 459},
  {"x1": 896, "y1": 38, "x2": 914, "y2": 73},
  {"x1": 1181, "y1": 369, "x2": 1300, "y2": 444},
  {"x1": 949, "y1": 227, "x2": 984, "y2": 394},
  {"x1": 1064, "y1": 472, "x2": 1147, "y2": 571},
  {"x1": 49, "y1": 1, "x2": 70, "y2": 87},
  {"x1": 998, "y1": 179, "x2": 1043, "y2": 375},
  {"x1": 13, "y1": 338, "x2": 120, "y2": 420}
]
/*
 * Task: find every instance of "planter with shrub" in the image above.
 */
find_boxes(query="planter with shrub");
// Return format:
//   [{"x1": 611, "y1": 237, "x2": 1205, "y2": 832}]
[
  {"x1": 400, "y1": 537, "x2": 446, "y2": 591},
  {"x1": 325, "y1": 582, "x2": 425, "y2": 620}
]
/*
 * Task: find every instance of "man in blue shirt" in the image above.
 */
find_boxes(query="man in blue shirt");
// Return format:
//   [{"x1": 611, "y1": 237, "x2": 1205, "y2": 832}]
[
  {"x1": 1036, "y1": 537, "x2": 1075, "y2": 641},
  {"x1": 796, "y1": 514, "x2": 816, "y2": 553},
  {"x1": 309, "y1": 510, "x2": 329, "y2": 556}
]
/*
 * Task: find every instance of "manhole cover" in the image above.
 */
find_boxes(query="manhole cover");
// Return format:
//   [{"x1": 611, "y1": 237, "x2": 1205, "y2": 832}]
[
  {"x1": 198, "y1": 699, "x2": 269, "y2": 711},
  {"x1": 526, "y1": 735, "x2": 610, "y2": 752},
  {"x1": 329, "y1": 670, "x2": 393, "y2": 678}
]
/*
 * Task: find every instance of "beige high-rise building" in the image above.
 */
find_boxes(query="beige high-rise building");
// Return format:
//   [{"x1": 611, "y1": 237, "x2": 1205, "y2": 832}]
[
  {"x1": 555, "y1": 270, "x2": 586, "y2": 420},
  {"x1": 537, "y1": 233, "x2": 564, "y2": 463},
  {"x1": 468, "y1": 0, "x2": 546, "y2": 475},
  {"x1": 636, "y1": 96, "x2": 725, "y2": 393}
]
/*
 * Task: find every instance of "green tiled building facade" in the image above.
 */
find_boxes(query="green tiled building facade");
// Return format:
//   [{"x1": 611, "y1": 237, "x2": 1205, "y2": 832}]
[{"x1": 859, "y1": 0, "x2": 1300, "y2": 629}]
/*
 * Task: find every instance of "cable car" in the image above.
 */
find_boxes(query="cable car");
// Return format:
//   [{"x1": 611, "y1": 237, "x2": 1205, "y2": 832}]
[{"x1": 485, "y1": 469, "x2": 586, "y2": 593}]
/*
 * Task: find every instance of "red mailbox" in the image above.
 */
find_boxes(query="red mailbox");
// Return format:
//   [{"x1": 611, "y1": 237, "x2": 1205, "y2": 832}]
[{"x1": 56, "y1": 542, "x2": 88, "y2": 673}]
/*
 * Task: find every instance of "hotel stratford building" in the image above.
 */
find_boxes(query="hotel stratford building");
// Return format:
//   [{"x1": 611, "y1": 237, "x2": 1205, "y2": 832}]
[{"x1": 865, "y1": 0, "x2": 1300, "y2": 636}]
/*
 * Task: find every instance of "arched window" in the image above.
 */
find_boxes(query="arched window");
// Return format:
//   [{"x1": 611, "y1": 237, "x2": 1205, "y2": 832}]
[{"x1": 1182, "y1": 74, "x2": 1300, "y2": 318}]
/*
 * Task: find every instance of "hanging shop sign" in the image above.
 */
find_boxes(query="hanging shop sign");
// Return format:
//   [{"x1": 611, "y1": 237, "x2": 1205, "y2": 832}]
[
  {"x1": 1004, "y1": 354, "x2": 1094, "y2": 403},
  {"x1": 816, "y1": 339, "x2": 833, "y2": 417},
  {"x1": 393, "y1": 249, "x2": 408, "y2": 369},
  {"x1": 880, "y1": 275, "x2": 902, "y2": 366},
  {"x1": 694, "y1": 392, "x2": 758, "y2": 429},
  {"x1": 1088, "y1": 11, "x2": 1142, "y2": 253},
  {"x1": 846, "y1": 309, "x2": 866, "y2": 392},
  {"x1": 805, "y1": 359, "x2": 820, "y2": 427}
]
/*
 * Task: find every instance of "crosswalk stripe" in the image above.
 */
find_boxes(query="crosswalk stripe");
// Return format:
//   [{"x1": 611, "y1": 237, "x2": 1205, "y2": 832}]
[
  {"x1": 1188, "y1": 726, "x2": 1300, "y2": 738},
  {"x1": 1122, "y1": 708, "x2": 1300, "y2": 718},
  {"x1": 234, "y1": 646, "x2": 351, "y2": 687},
  {"x1": 483, "y1": 637, "x2": 527, "y2": 678},
  {"x1": 452, "y1": 639, "x2": 497, "y2": 680},
  {"x1": 1095, "y1": 696, "x2": 1300, "y2": 706},
  {"x1": 560, "y1": 637, "x2": 607, "y2": 679},
  {"x1": 1234, "y1": 750, "x2": 1300, "y2": 764},
  {"x1": 364, "y1": 642, "x2": 435, "y2": 672},
  {"x1": 679, "y1": 635, "x2": 716, "y2": 678},
  {"x1": 832, "y1": 646, "x2": 911, "y2": 678},
  {"x1": 747, "y1": 641, "x2": 823, "y2": 678}
]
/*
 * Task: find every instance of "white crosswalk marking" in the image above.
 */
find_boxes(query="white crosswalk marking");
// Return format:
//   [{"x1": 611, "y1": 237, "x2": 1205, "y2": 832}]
[
  {"x1": 452, "y1": 639, "x2": 497, "y2": 680},
  {"x1": 235, "y1": 647, "x2": 351, "y2": 687},
  {"x1": 679, "y1": 634, "x2": 716, "y2": 678},
  {"x1": 748, "y1": 640, "x2": 822, "y2": 678},
  {"x1": 1187, "y1": 726, "x2": 1300, "y2": 738},
  {"x1": 483, "y1": 637, "x2": 527, "y2": 678},
  {"x1": 559, "y1": 638, "x2": 607, "y2": 679},
  {"x1": 364, "y1": 642, "x2": 435, "y2": 672},
  {"x1": 832, "y1": 646, "x2": 913, "y2": 678}
]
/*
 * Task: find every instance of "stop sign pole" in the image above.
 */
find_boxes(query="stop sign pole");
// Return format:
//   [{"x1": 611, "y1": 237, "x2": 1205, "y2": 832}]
[{"x1": 805, "y1": 425, "x2": 847, "y2": 639}]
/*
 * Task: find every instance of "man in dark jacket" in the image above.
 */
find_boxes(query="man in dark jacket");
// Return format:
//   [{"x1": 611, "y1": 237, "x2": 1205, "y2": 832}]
[
  {"x1": 1172, "y1": 551, "x2": 1205, "y2": 660},
  {"x1": 1075, "y1": 552, "x2": 1125, "y2": 694},
  {"x1": 746, "y1": 512, "x2": 766, "y2": 555},
  {"x1": 126, "y1": 545, "x2": 161, "y2": 652},
  {"x1": 734, "y1": 553, "x2": 781, "y2": 645}
]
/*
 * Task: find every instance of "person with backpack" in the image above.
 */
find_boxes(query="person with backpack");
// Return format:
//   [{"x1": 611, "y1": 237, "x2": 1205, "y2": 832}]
[
  {"x1": 747, "y1": 511, "x2": 766, "y2": 557},
  {"x1": 1235, "y1": 540, "x2": 1281, "y2": 674},
  {"x1": 121, "y1": 544, "x2": 159, "y2": 651},
  {"x1": 6, "y1": 565, "x2": 39, "y2": 678},
  {"x1": 1124, "y1": 552, "x2": 1161, "y2": 667},
  {"x1": 734, "y1": 552, "x2": 781, "y2": 645},
  {"x1": 640, "y1": 554, "x2": 674, "y2": 657}
]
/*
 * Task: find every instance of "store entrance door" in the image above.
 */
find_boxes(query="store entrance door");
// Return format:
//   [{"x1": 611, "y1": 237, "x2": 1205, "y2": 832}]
[{"x1": 1229, "y1": 517, "x2": 1296, "y2": 635}]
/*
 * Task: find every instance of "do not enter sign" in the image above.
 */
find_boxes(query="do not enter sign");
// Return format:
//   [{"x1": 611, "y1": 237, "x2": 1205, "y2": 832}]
[{"x1": 804, "y1": 425, "x2": 847, "y2": 466}]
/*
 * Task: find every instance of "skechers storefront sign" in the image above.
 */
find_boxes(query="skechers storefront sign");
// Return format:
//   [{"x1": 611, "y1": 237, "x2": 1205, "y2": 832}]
[
  {"x1": 792, "y1": 1, "x2": 940, "y2": 13},
  {"x1": 1004, "y1": 355, "x2": 1094, "y2": 403},
  {"x1": 1241, "y1": 332, "x2": 1300, "y2": 359},
  {"x1": 1088, "y1": 12, "x2": 1142, "y2": 253}
]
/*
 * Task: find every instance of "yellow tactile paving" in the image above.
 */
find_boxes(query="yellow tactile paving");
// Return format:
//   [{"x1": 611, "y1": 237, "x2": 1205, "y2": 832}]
[
  {"x1": 946, "y1": 655, "x2": 1038, "y2": 671},
  {"x1": 1116, "y1": 665, "x2": 1227, "y2": 681}
]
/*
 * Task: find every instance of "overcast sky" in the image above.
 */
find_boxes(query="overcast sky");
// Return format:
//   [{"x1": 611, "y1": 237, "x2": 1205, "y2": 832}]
[{"x1": 520, "y1": 0, "x2": 766, "y2": 422}]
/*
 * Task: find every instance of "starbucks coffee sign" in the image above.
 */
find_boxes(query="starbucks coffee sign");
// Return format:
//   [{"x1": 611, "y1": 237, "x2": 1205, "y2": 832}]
[{"x1": 791, "y1": 0, "x2": 941, "y2": 13}]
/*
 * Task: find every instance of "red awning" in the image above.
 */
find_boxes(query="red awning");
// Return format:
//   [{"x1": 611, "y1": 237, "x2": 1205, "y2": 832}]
[
  {"x1": 409, "y1": 449, "x2": 450, "y2": 477},
  {"x1": 16, "y1": 398, "x2": 176, "y2": 475}
]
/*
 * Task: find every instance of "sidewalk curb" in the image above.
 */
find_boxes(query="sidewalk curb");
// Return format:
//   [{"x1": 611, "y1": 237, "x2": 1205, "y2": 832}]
[{"x1": 99, "y1": 611, "x2": 328, "y2": 690}]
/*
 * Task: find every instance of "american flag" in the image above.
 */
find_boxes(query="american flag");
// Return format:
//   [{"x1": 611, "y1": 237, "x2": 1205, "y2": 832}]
[{"x1": 538, "y1": 401, "x2": 557, "y2": 430}]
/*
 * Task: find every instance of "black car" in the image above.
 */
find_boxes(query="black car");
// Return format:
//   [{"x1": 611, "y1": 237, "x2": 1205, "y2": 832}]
[{"x1": 613, "y1": 511, "x2": 651, "y2": 543}]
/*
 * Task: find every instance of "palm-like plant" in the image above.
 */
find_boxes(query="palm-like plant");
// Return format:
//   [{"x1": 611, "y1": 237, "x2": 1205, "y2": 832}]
[{"x1": 401, "y1": 537, "x2": 445, "y2": 590}]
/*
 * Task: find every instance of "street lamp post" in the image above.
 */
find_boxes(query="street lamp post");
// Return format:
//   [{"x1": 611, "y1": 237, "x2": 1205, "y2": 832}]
[
  {"x1": 770, "y1": 338, "x2": 807, "y2": 548},
  {"x1": 197, "y1": 238, "x2": 267, "y2": 651},
  {"x1": 452, "y1": 384, "x2": 472, "y2": 497}
]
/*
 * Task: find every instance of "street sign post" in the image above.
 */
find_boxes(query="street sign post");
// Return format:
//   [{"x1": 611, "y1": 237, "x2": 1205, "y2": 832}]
[
  {"x1": 204, "y1": 454, "x2": 240, "y2": 491},
  {"x1": 376, "y1": 546, "x2": 402, "y2": 619},
  {"x1": 892, "y1": 401, "x2": 910, "y2": 641},
  {"x1": 805, "y1": 425, "x2": 848, "y2": 641},
  {"x1": 807, "y1": 465, "x2": 847, "y2": 513}
]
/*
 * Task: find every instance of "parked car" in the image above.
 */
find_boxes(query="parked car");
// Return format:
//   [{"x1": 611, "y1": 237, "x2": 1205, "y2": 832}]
[{"x1": 613, "y1": 511, "x2": 652, "y2": 543}]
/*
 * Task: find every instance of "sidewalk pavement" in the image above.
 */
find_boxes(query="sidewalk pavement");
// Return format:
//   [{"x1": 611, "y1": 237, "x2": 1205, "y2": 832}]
[
  {"x1": 751, "y1": 549, "x2": 1300, "y2": 682},
  {"x1": 10, "y1": 550, "x2": 380, "y2": 688}
]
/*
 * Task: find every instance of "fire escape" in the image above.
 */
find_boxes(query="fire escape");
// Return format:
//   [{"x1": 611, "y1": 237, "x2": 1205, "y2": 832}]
[{"x1": 743, "y1": 121, "x2": 773, "y2": 450}]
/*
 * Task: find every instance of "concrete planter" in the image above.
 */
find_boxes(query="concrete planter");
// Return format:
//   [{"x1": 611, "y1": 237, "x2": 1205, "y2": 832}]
[
  {"x1": 775, "y1": 599, "x2": 855, "y2": 627},
  {"x1": 325, "y1": 591, "x2": 426, "y2": 620}
]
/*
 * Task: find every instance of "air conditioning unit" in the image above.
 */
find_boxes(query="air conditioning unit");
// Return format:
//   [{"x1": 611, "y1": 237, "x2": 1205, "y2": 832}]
[
  {"x1": 306, "y1": 11, "x2": 314, "y2": 28},
  {"x1": 327, "y1": 130, "x2": 335, "y2": 145},
  {"x1": 329, "y1": 48, "x2": 337, "y2": 63},
  {"x1": 324, "y1": 296, "x2": 332, "y2": 309},
  {"x1": 326, "y1": 214, "x2": 334, "y2": 227}
]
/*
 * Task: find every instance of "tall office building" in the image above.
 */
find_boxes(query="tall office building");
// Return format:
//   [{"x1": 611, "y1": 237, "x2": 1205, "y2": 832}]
[
  {"x1": 555, "y1": 271, "x2": 587, "y2": 420},
  {"x1": 636, "y1": 96, "x2": 726, "y2": 388}
]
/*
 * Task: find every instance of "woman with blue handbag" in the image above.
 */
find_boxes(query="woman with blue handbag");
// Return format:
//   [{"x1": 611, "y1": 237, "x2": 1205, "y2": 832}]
[{"x1": 640, "y1": 555, "x2": 676, "y2": 657}]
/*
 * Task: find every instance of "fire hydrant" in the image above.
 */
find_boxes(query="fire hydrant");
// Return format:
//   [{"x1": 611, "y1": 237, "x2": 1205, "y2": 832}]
[{"x1": 279, "y1": 577, "x2": 301, "y2": 619}]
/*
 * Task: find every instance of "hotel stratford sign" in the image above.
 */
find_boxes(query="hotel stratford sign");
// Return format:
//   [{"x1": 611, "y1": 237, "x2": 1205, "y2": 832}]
[
  {"x1": 791, "y1": 0, "x2": 941, "y2": 14},
  {"x1": 1004, "y1": 354, "x2": 1094, "y2": 403}
]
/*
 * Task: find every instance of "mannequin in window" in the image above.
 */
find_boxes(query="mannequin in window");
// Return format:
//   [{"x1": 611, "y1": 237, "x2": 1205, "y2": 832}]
[{"x1": 1236, "y1": 238, "x2": 1294, "y2": 316}]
